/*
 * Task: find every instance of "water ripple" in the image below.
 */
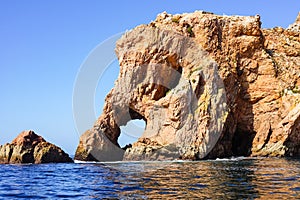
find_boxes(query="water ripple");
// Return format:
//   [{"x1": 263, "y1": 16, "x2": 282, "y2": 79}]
[{"x1": 0, "y1": 158, "x2": 299, "y2": 199}]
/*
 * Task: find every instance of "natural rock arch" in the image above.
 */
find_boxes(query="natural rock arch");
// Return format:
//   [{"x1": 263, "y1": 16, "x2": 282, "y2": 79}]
[{"x1": 75, "y1": 25, "x2": 227, "y2": 161}]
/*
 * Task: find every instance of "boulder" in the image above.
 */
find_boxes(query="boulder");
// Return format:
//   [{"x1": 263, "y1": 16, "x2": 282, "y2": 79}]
[{"x1": 0, "y1": 130, "x2": 73, "y2": 164}]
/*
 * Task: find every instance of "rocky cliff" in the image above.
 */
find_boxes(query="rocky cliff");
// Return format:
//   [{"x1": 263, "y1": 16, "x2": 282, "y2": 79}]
[
  {"x1": 0, "y1": 130, "x2": 73, "y2": 164},
  {"x1": 75, "y1": 11, "x2": 300, "y2": 161}
]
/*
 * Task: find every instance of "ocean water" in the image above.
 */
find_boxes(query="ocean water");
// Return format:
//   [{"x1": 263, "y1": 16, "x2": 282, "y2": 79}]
[{"x1": 0, "y1": 157, "x2": 299, "y2": 199}]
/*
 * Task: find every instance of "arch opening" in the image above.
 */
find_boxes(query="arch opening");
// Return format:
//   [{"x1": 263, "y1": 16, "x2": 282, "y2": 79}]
[{"x1": 118, "y1": 119, "x2": 146, "y2": 149}]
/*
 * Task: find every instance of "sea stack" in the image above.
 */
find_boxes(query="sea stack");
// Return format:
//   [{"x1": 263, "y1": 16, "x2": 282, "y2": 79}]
[
  {"x1": 75, "y1": 11, "x2": 300, "y2": 161},
  {"x1": 0, "y1": 130, "x2": 73, "y2": 164}
]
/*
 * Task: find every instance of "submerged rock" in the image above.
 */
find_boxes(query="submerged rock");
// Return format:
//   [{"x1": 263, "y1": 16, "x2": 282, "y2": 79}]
[
  {"x1": 0, "y1": 130, "x2": 73, "y2": 164},
  {"x1": 75, "y1": 11, "x2": 300, "y2": 161}
]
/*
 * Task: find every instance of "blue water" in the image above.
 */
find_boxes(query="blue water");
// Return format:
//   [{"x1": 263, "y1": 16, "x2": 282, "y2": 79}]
[{"x1": 0, "y1": 157, "x2": 299, "y2": 199}]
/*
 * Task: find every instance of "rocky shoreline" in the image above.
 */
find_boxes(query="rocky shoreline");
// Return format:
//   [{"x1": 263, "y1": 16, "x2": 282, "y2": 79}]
[
  {"x1": 75, "y1": 11, "x2": 300, "y2": 161},
  {"x1": 1, "y1": 11, "x2": 299, "y2": 164}
]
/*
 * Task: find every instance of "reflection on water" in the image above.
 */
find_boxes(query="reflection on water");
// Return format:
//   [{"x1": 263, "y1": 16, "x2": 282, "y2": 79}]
[
  {"x1": 98, "y1": 158, "x2": 300, "y2": 199},
  {"x1": 0, "y1": 157, "x2": 299, "y2": 199}
]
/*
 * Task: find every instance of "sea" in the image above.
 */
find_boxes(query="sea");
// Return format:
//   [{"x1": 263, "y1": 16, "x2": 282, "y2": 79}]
[{"x1": 0, "y1": 157, "x2": 299, "y2": 199}]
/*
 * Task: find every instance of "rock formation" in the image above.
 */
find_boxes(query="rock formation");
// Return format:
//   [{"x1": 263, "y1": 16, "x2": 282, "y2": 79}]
[
  {"x1": 0, "y1": 130, "x2": 73, "y2": 164},
  {"x1": 75, "y1": 11, "x2": 300, "y2": 161}
]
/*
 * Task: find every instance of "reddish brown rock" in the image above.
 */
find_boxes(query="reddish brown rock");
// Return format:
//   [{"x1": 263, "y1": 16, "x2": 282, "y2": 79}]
[
  {"x1": 11, "y1": 130, "x2": 45, "y2": 146},
  {"x1": 0, "y1": 130, "x2": 73, "y2": 164},
  {"x1": 75, "y1": 11, "x2": 300, "y2": 161}
]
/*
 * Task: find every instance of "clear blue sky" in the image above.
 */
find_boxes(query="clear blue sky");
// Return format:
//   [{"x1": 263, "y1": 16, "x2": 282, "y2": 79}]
[{"x1": 0, "y1": 1, "x2": 299, "y2": 154}]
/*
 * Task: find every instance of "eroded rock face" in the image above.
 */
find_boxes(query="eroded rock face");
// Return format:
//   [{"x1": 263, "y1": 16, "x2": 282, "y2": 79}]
[
  {"x1": 75, "y1": 11, "x2": 300, "y2": 161},
  {"x1": 0, "y1": 130, "x2": 73, "y2": 164}
]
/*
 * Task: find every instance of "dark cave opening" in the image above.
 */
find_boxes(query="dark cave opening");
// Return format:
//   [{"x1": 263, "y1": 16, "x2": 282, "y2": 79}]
[{"x1": 232, "y1": 128, "x2": 256, "y2": 156}]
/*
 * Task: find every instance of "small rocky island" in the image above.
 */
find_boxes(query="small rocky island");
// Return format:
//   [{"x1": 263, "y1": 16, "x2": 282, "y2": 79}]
[
  {"x1": 74, "y1": 11, "x2": 299, "y2": 161},
  {"x1": 0, "y1": 130, "x2": 73, "y2": 164}
]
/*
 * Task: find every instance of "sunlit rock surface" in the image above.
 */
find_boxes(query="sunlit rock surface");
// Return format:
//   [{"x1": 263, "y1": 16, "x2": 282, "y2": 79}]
[
  {"x1": 75, "y1": 11, "x2": 300, "y2": 161},
  {"x1": 0, "y1": 130, "x2": 73, "y2": 164}
]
